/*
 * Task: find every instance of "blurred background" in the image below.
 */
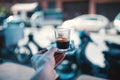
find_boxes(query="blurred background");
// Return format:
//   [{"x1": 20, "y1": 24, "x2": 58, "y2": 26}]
[{"x1": 0, "y1": 0, "x2": 120, "y2": 80}]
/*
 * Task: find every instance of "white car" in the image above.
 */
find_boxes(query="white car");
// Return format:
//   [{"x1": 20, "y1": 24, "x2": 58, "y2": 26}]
[{"x1": 62, "y1": 14, "x2": 109, "y2": 32}]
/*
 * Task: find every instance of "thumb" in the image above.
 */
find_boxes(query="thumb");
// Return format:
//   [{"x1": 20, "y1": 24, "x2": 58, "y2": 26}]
[{"x1": 47, "y1": 47, "x2": 56, "y2": 56}]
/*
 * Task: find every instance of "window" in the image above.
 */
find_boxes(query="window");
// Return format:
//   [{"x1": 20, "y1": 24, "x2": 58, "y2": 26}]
[{"x1": 48, "y1": 1, "x2": 56, "y2": 9}]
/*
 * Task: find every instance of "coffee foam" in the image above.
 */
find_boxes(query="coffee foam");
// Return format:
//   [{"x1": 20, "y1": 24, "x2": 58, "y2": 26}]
[{"x1": 56, "y1": 37, "x2": 68, "y2": 42}]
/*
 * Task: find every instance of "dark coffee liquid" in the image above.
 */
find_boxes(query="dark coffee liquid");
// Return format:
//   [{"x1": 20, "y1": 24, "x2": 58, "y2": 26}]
[{"x1": 56, "y1": 37, "x2": 69, "y2": 49}]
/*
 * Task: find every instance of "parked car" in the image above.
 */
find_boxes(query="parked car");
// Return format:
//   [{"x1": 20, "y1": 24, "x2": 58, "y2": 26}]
[{"x1": 62, "y1": 14, "x2": 109, "y2": 32}]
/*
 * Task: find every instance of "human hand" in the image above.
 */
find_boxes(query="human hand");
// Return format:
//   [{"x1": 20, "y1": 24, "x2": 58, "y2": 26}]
[
  {"x1": 31, "y1": 47, "x2": 65, "y2": 70},
  {"x1": 31, "y1": 47, "x2": 65, "y2": 80}
]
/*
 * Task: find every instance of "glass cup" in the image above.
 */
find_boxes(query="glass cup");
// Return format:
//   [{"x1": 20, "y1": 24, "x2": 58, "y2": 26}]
[{"x1": 54, "y1": 28, "x2": 71, "y2": 52}]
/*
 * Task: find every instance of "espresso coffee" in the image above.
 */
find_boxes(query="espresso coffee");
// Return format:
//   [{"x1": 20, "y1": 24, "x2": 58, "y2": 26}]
[{"x1": 56, "y1": 37, "x2": 69, "y2": 49}]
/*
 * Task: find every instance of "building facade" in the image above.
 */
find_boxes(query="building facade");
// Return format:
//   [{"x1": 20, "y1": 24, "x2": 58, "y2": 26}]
[{"x1": 0, "y1": 0, "x2": 120, "y2": 21}]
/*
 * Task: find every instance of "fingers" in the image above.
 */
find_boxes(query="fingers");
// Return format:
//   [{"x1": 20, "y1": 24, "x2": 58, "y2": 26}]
[
  {"x1": 31, "y1": 54, "x2": 39, "y2": 63},
  {"x1": 31, "y1": 47, "x2": 55, "y2": 64},
  {"x1": 47, "y1": 47, "x2": 56, "y2": 56},
  {"x1": 31, "y1": 49, "x2": 46, "y2": 67},
  {"x1": 37, "y1": 49, "x2": 48, "y2": 54},
  {"x1": 31, "y1": 49, "x2": 47, "y2": 65},
  {"x1": 31, "y1": 54, "x2": 41, "y2": 69},
  {"x1": 37, "y1": 47, "x2": 56, "y2": 56}
]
